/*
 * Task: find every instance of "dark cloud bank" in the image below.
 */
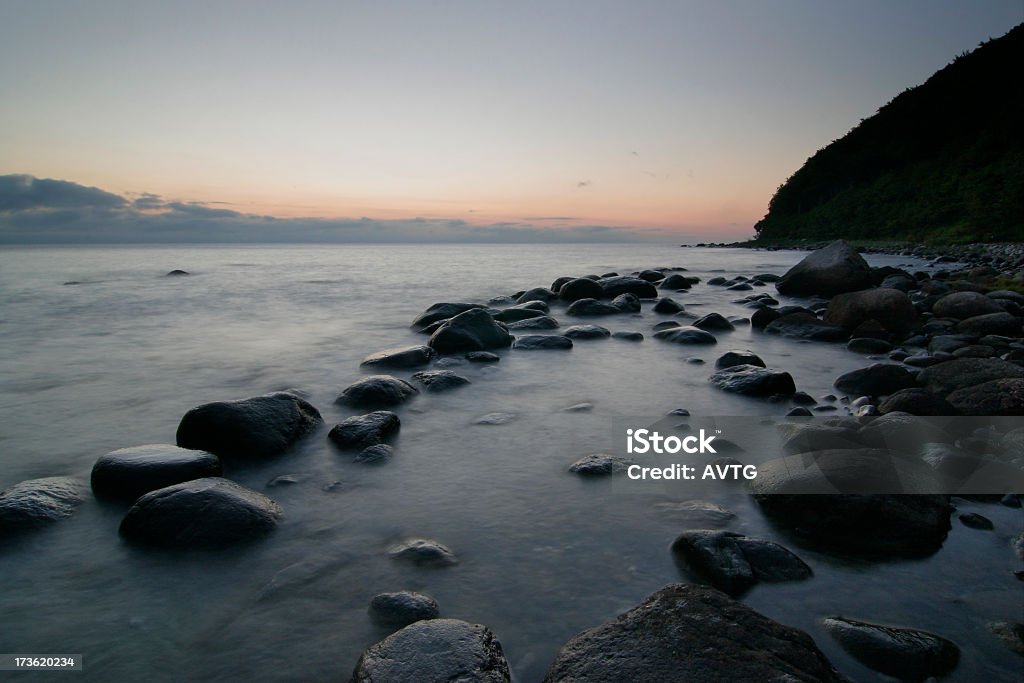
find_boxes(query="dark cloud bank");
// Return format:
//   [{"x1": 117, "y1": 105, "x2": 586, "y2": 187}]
[{"x1": 0, "y1": 174, "x2": 653, "y2": 244}]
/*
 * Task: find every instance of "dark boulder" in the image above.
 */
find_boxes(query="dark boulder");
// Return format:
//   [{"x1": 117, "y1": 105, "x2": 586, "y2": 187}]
[
  {"x1": 568, "y1": 453, "x2": 630, "y2": 476},
  {"x1": 504, "y1": 315, "x2": 559, "y2": 330},
  {"x1": 715, "y1": 350, "x2": 765, "y2": 369},
  {"x1": 91, "y1": 444, "x2": 222, "y2": 501},
  {"x1": 361, "y1": 345, "x2": 436, "y2": 369},
  {"x1": 328, "y1": 411, "x2": 400, "y2": 450},
  {"x1": 368, "y1": 591, "x2": 440, "y2": 628},
  {"x1": 176, "y1": 392, "x2": 323, "y2": 460},
  {"x1": 166, "y1": 269, "x2": 189, "y2": 276},
  {"x1": 599, "y1": 276, "x2": 658, "y2": 299},
  {"x1": 653, "y1": 297, "x2": 684, "y2": 314},
  {"x1": 918, "y1": 358, "x2": 1024, "y2": 395},
  {"x1": 671, "y1": 530, "x2": 811, "y2": 595},
  {"x1": 513, "y1": 335, "x2": 573, "y2": 350},
  {"x1": 765, "y1": 312, "x2": 847, "y2": 341},
  {"x1": 550, "y1": 276, "x2": 574, "y2": 293},
  {"x1": 411, "y1": 370, "x2": 471, "y2": 393},
  {"x1": 660, "y1": 273, "x2": 693, "y2": 289},
  {"x1": 612, "y1": 330, "x2": 644, "y2": 341},
  {"x1": 566, "y1": 298, "x2": 621, "y2": 316},
  {"x1": 0, "y1": 477, "x2": 83, "y2": 538},
  {"x1": 351, "y1": 619, "x2": 510, "y2": 683},
  {"x1": 751, "y1": 307, "x2": 781, "y2": 329},
  {"x1": 932, "y1": 291, "x2": 1003, "y2": 319},
  {"x1": 563, "y1": 325, "x2": 610, "y2": 340},
  {"x1": 878, "y1": 389, "x2": 957, "y2": 416},
  {"x1": 388, "y1": 538, "x2": 458, "y2": 567},
  {"x1": 337, "y1": 375, "x2": 418, "y2": 409},
  {"x1": 824, "y1": 288, "x2": 918, "y2": 334},
  {"x1": 692, "y1": 312, "x2": 735, "y2": 331},
  {"x1": 776, "y1": 240, "x2": 873, "y2": 297},
  {"x1": 411, "y1": 302, "x2": 484, "y2": 330},
  {"x1": 653, "y1": 326, "x2": 717, "y2": 345},
  {"x1": 947, "y1": 378, "x2": 1024, "y2": 415},
  {"x1": 354, "y1": 444, "x2": 394, "y2": 463},
  {"x1": 516, "y1": 287, "x2": 556, "y2": 303},
  {"x1": 611, "y1": 293, "x2": 641, "y2": 312},
  {"x1": 955, "y1": 312, "x2": 1022, "y2": 336},
  {"x1": 822, "y1": 617, "x2": 959, "y2": 681},
  {"x1": 542, "y1": 584, "x2": 846, "y2": 683},
  {"x1": 428, "y1": 309, "x2": 513, "y2": 354},
  {"x1": 119, "y1": 478, "x2": 281, "y2": 548},
  {"x1": 834, "y1": 363, "x2": 918, "y2": 396},
  {"x1": 466, "y1": 351, "x2": 500, "y2": 363},
  {"x1": 710, "y1": 365, "x2": 796, "y2": 396},
  {"x1": 847, "y1": 337, "x2": 893, "y2": 354},
  {"x1": 492, "y1": 306, "x2": 545, "y2": 323},
  {"x1": 559, "y1": 278, "x2": 604, "y2": 302}
]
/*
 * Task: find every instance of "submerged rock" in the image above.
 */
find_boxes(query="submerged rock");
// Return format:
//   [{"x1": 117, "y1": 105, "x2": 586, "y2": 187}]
[
  {"x1": 611, "y1": 292, "x2": 641, "y2": 312},
  {"x1": 328, "y1": 411, "x2": 400, "y2": 450},
  {"x1": 119, "y1": 478, "x2": 281, "y2": 548},
  {"x1": 176, "y1": 392, "x2": 323, "y2": 460},
  {"x1": 715, "y1": 350, "x2": 765, "y2": 369},
  {"x1": 563, "y1": 325, "x2": 610, "y2": 340},
  {"x1": 568, "y1": 453, "x2": 630, "y2": 476},
  {"x1": 0, "y1": 477, "x2": 83, "y2": 538},
  {"x1": 710, "y1": 365, "x2": 796, "y2": 396},
  {"x1": 653, "y1": 326, "x2": 717, "y2": 345},
  {"x1": 351, "y1": 619, "x2": 510, "y2": 683},
  {"x1": 428, "y1": 309, "x2": 513, "y2": 354},
  {"x1": 337, "y1": 375, "x2": 418, "y2": 408},
  {"x1": 411, "y1": 370, "x2": 471, "y2": 392},
  {"x1": 389, "y1": 539, "x2": 459, "y2": 567},
  {"x1": 692, "y1": 312, "x2": 735, "y2": 331},
  {"x1": 504, "y1": 315, "x2": 559, "y2": 330},
  {"x1": 91, "y1": 444, "x2": 222, "y2": 501},
  {"x1": 776, "y1": 240, "x2": 873, "y2": 297},
  {"x1": 653, "y1": 500, "x2": 735, "y2": 526},
  {"x1": 542, "y1": 583, "x2": 846, "y2": 682},
  {"x1": 368, "y1": 591, "x2": 440, "y2": 628},
  {"x1": 765, "y1": 312, "x2": 847, "y2": 341},
  {"x1": 653, "y1": 297, "x2": 684, "y2": 314},
  {"x1": 513, "y1": 335, "x2": 573, "y2": 350},
  {"x1": 465, "y1": 351, "x2": 500, "y2": 363},
  {"x1": 566, "y1": 298, "x2": 621, "y2": 316},
  {"x1": 824, "y1": 288, "x2": 918, "y2": 334},
  {"x1": 822, "y1": 616, "x2": 959, "y2": 680},
  {"x1": 671, "y1": 530, "x2": 812, "y2": 594},
  {"x1": 612, "y1": 330, "x2": 644, "y2": 341},
  {"x1": 354, "y1": 444, "x2": 394, "y2": 464},
  {"x1": 360, "y1": 345, "x2": 436, "y2": 369}
]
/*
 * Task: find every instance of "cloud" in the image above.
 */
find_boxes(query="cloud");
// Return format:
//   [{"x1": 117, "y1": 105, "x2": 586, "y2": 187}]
[{"x1": 0, "y1": 173, "x2": 659, "y2": 244}]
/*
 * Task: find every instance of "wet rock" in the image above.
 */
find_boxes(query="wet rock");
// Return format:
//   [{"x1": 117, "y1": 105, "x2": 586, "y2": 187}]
[
  {"x1": 652, "y1": 320, "x2": 681, "y2": 331},
  {"x1": 166, "y1": 269, "x2": 189, "y2": 276},
  {"x1": 428, "y1": 309, "x2": 513, "y2": 354},
  {"x1": 411, "y1": 370, "x2": 471, "y2": 392},
  {"x1": 559, "y1": 277, "x2": 604, "y2": 302},
  {"x1": 472, "y1": 412, "x2": 516, "y2": 425},
  {"x1": 787, "y1": 407, "x2": 813, "y2": 416},
  {"x1": 847, "y1": 337, "x2": 894, "y2": 354},
  {"x1": 328, "y1": 411, "x2": 400, "y2": 449},
  {"x1": 822, "y1": 616, "x2": 959, "y2": 680},
  {"x1": 928, "y1": 334, "x2": 974, "y2": 355},
  {"x1": 337, "y1": 375, "x2": 418, "y2": 409},
  {"x1": 388, "y1": 539, "x2": 458, "y2": 567},
  {"x1": 612, "y1": 331, "x2": 644, "y2": 341},
  {"x1": 834, "y1": 363, "x2": 918, "y2": 396},
  {"x1": 354, "y1": 444, "x2": 394, "y2": 464},
  {"x1": 550, "y1": 276, "x2": 574, "y2": 293},
  {"x1": 918, "y1": 358, "x2": 1024, "y2": 395},
  {"x1": 751, "y1": 307, "x2": 781, "y2": 329},
  {"x1": 692, "y1": 312, "x2": 735, "y2": 331},
  {"x1": 653, "y1": 297, "x2": 684, "y2": 314},
  {"x1": 952, "y1": 344, "x2": 996, "y2": 358},
  {"x1": 653, "y1": 326, "x2": 717, "y2": 345},
  {"x1": 516, "y1": 287, "x2": 556, "y2": 303},
  {"x1": 351, "y1": 618, "x2": 510, "y2": 683},
  {"x1": 947, "y1": 378, "x2": 1024, "y2": 415},
  {"x1": 542, "y1": 583, "x2": 845, "y2": 683},
  {"x1": 91, "y1": 444, "x2": 222, "y2": 501},
  {"x1": 959, "y1": 512, "x2": 994, "y2": 529},
  {"x1": 512, "y1": 335, "x2": 573, "y2": 350},
  {"x1": 492, "y1": 306, "x2": 546, "y2": 323},
  {"x1": 637, "y1": 269, "x2": 665, "y2": 282},
  {"x1": 368, "y1": 591, "x2": 440, "y2": 628},
  {"x1": 566, "y1": 298, "x2": 621, "y2": 316},
  {"x1": 824, "y1": 288, "x2": 918, "y2": 334},
  {"x1": 176, "y1": 392, "x2": 323, "y2": 460},
  {"x1": 776, "y1": 240, "x2": 873, "y2": 297},
  {"x1": 660, "y1": 273, "x2": 694, "y2": 289},
  {"x1": 563, "y1": 325, "x2": 610, "y2": 340},
  {"x1": 955, "y1": 311, "x2": 1022, "y2": 336},
  {"x1": 710, "y1": 365, "x2": 796, "y2": 396},
  {"x1": 0, "y1": 477, "x2": 83, "y2": 538},
  {"x1": 988, "y1": 621, "x2": 1024, "y2": 656},
  {"x1": 654, "y1": 500, "x2": 735, "y2": 526},
  {"x1": 119, "y1": 478, "x2": 281, "y2": 548},
  {"x1": 411, "y1": 302, "x2": 484, "y2": 330},
  {"x1": 792, "y1": 391, "x2": 817, "y2": 405},
  {"x1": 765, "y1": 312, "x2": 847, "y2": 341},
  {"x1": 932, "y1": 291, "x2": 1004, "y2": 319},
  {"x1": 671, "y1": 530, "x2": 811, "y2": 594},
  {"x1": 599, "y1": 276, "x2": 657, "y2": 299},
  {"x1": 465, "y1": 351, "x2": 500, "y2": 363},
  {"x1": 504, "y1": 315, "x2": 559, "y2": 330},
  {"x1": 568, "y1": 453, "x2": 630, "y2": 476},
  {"x1": 611, "y1": 293, "x2": 641, "y2": 312},
  {"x1": 878, "y1": 388, "x2": 957, "y2": 416},
  {"x1": 562, "y1": 402, "x2": 593, "y2": 412},
  {"x1": 715, "y1": 350, "x2": 765, "y2": 369},
  {"x1": 361, "y1": 345, "x2": 436, "y2": 369}
]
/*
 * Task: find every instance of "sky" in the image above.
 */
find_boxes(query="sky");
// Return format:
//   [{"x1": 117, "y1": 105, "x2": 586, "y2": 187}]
[{"x1": 0, "y1": 0, "x2": 1021, "y2": 243}]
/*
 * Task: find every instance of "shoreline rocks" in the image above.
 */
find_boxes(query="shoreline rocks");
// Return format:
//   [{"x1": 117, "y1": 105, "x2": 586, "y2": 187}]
[
  {"x1": 0, "y1": 477, "x2": 83, "y2": 538},
  {"x1": 91, "y1": 444, "x2": 222, "y2": 501}
]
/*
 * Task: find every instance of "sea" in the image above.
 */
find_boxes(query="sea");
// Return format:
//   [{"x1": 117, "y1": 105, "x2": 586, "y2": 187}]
[{"x1": 0, "y1": 244, "x2": 1020, "y2": 681}]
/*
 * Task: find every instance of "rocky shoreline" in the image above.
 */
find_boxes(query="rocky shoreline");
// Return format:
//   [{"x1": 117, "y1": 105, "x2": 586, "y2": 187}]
[{"x1": 2, "y1": 240, "x2": 1023, "y2": 681}]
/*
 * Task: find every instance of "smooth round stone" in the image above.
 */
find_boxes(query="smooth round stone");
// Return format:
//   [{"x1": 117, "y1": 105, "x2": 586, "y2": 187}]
[
  {"x1": 91, "y1": 444, "x2": 222, "y2": 501},
  {"x1": 389, "y1": 539, "x2": 459, "y2": 567},
  {"x1": 368, "y1": 591, "x2": 440, "y2": 627}
]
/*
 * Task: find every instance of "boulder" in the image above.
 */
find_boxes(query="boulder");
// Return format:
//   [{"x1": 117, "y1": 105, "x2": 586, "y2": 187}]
[
  {"x1": 354, "y1": 444, "x2": 394, "y2": 463},
  {"x1": 822, "y1": 617, "x2": 959, "y2": 681},
  {"x1": 750, "y1": 307, "x2": 781, "y2": 329},
  {"x1": 955, "y1": 312, "x2": 1022, "y2": 336},
  {"x1": 947, "y1": 378, "x2": 1024, "y2": 415},
  {"x1": 653, "y1": 326, "x2": 717, "y2": 345},
  {"x1": 368, "y1": 591, "x2": 440, "y2": 627},
  {"x1": 0, "y1": 477, "x2": 83, "y2": 538},
  {"x1": 637, "y1": 269, "x2": 665, "y2": 282},
  {"x1": 566, "y1": 298, "x2": 621, "y2": 316},
  {"x1": 765, "y1": 312, "x2": 847, "y2": 341},
  {"x1": 512, "y1": 335, "x2": 573, "y2": 350},
  {"x1": 599, "y1": 276, "x2": 658, "y2": 299},
  {"x1": 176, "y1": 392, "x2": 323, "y2": 460},
  {"x1": 559, "y1": 278, "x2": 604, "y2": 302},
  {"x1": 776, "y1": 240, "x2": 873, "y2": 297},
  {"x1": 516, "y1": 287, "x2": 556, "y2": 303},
  {"x1": 389, "y1": 539, "x2": 458, "y2": 567},
  {"x1": 91, "y1": 444, "x2": 222, "y2": 501},
  {"x1": 715, "y1": 350, "x2": 765, "y2": 369},
  {"x1": 550, "y1": 276, "x2": 574, "y2": 293},
  {"x1": 328, "y1": 411, "x2": 400, "y2": 450},
  {"x1": 492, "y1": 307, "x2": 546, "y2": 323},
  {"x1": 428, "y1": 309, "x2": 513, "y2": 354},
  {"x1": 834, "y1": 363, "x2": 918, "y2": 396},
  {"x1": 660, "y1": 274, "x2": 693, "y2": 289},
  {"x1": 411, "y1": 370, "x2": 471, "y2": 393},
  {"x1": 411, "y1": 302, "x2": 484, "y2": 330},
  {"x1": 710, "y1": 365, "x2": 796, "y2": 396},
  {"x1": 878, "y1": 389, "x2": 957, "y2": 416},
  {"x1": 653, "y1": 297, "x2": 684, "y2": 314},
  {"x1": 653, "y1": 500, "x2": 735, "y2": 526},
  {"x1": 824, "y1": 288, "x2": 918, "y2": 334},
  {"x1": 337, "y1": 375, "x2": 418, "y2": 408},
  {"x1": 351, "y1": 619, "x2": 510, "y2": 683},
  {"x1": 932, "y1": 291, "x2": 1004, "y2": 319},
  {"x1": 611, "y1": 293, "x2": 641, "y2": 312},
  {"x1": 465, "y1": 351, "x2": 500, "y2": 363},
  {"x1": 568, "y1": 453, "x2": 630, "y2": 476},
  {"x1": 119, "y1": 478, "x2": 281, "y2": 548},
  {"x1": 563, "y1": 325, "x2": 610, "y2": 340},
  {"x1": 847, "y1": 337, "x2": 893, "y2": 354},
  {"x1": 613, "y1": 331, "x2": 644, "y2": 341},
  {"x1": 361, "y1": 345, "x2": 436, "y2": 369},
  {"x1": 504, "y1": 315, "x2": 559, "y2": 330},
  {"x1": 671, "y1": 530, "x2": 811, "y2": 594},
  {"x1": 542, "y1": 584, "x2": 845, "y2": 682},
  {"x1": 692, "y1": 313, "x2": 735, "y2": 331},
  {"x1": 918, "y1": 358, "x2": 1024, "y2": 394}
]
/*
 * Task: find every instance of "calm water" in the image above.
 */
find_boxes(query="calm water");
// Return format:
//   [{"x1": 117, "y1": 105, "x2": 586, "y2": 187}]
[{"x1": 0, "y1": 244, "x2": 1020, "y2": 682}]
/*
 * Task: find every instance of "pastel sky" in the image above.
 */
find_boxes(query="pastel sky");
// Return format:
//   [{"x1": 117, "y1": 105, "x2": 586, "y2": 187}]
[{"x1": 0, "y1": 0, "x2": 1020, "y2": 242}]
